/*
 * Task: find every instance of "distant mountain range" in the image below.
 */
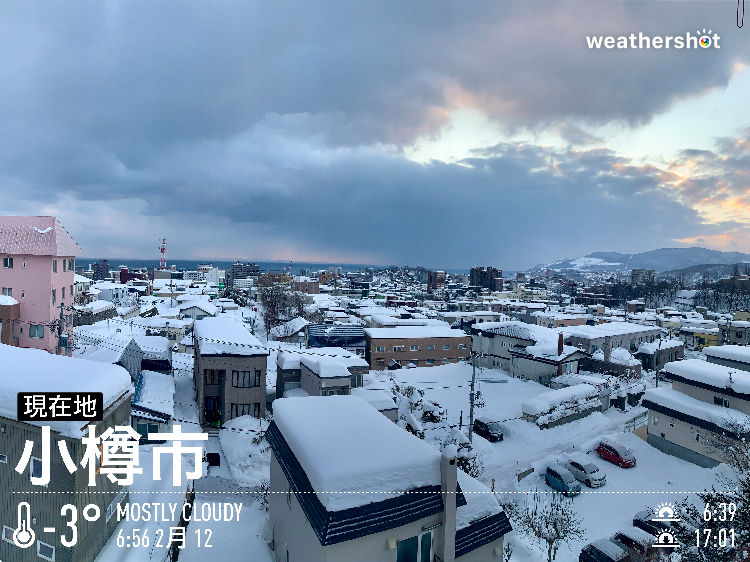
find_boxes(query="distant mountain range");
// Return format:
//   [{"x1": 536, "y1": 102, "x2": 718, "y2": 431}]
[{"x1": 533, "y1": 247, "x2": 750, "y2": 273}]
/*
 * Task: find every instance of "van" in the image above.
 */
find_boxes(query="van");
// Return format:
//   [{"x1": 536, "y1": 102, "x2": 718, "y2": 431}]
[
  {"x1": 473, "y1": 418, "x2": 504, "y2": 442},
  {"x1": 545, "y1": 465, "x2": 581, "y2": 497}
]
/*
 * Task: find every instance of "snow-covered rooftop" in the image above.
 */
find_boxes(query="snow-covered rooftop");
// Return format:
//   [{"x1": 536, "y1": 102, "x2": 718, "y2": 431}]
[
  {"x1": 663, "y1": 359, "x2": 750, "y2": 394},
  {"x1": 0, "y1": 345, "x2": 132, "y2": 438},
  {"x1": 364, "y1": 326, "x2": 467, "y2": 339},
  {"x1": 194, "y1": 317, "x2": 267, "y2": 355},
  {"x1": 643, "y1": 386, "x2": 750, "y2": 431},
  {"x1": 300, "y1": 355, "x2": 351, "y2": 379},
  {"x1": 269, "y1": 317, "x2": 309, "y2": 338},
  {"x1": 456, "y1": 469, "x2": 502, "y2": 530},
  {"x1": 562, "y1": 322, "x2": 658, "y2": 339},
  {"x1": 277, "y1": 347, "x2": 367, "y2": 370},
  {"x1": 637, "y1": 339, "x2": 684, "y2": 355},
  {"x1": 0, "y1": 295, "x2": 19, "y2": 306},
  {"x1": 350, "y1": 388, "x2": 397, "y2": 411},
  {"x1": 134, "y1": 370, "x2": 175, "y2": 419},
  {"x1": 704, "y1": 345, "x2": 750, "y2": 365},
  {"x1": 273, "y1": 396, "x2": 441, "y2": 511}
]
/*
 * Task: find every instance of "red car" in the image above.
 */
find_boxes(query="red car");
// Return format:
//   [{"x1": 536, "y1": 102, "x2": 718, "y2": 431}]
[{"x1": 596, "y1": 440, "x2": 636, "y2": 468}]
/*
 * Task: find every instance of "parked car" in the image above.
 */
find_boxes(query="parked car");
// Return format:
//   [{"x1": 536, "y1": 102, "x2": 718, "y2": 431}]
[
  {"x1": 545, "y1": 465, "x2": 581, "y2": 497},
  {"x1": 633, "y1": 510, "x2": 671, "y2": 537},
  {"x1": 473, "y1": 418, "x2": 504, "y2": 442},
  {"x1": 566, "y1": 459, "x2": 606, "y2": 488},
  {"x1": 579, "y1": 539, "x2": 631, "y2": 562},
  {"x1": 611, "y1": 526, "x2": 657, "y2": 559},
  {"x1": 596, "y1": 440, "x2": 636, "y2": 468}
]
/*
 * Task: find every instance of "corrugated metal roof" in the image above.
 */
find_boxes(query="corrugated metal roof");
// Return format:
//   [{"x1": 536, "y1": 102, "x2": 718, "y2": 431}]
[
  {"x1": 0, "y1": 216, "x2": 81, "y2": 256},
  {"x1": 455, "y1": 511, "x2": 512, "y2": 558}
]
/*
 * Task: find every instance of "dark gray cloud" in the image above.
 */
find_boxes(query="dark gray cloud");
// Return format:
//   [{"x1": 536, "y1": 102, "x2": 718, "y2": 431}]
[{"x1": 0, "y1": 0, "x2": 746, "y2": 267}]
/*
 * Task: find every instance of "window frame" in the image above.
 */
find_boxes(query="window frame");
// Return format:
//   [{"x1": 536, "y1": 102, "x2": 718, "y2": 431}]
[
  {"x1": 443, "y1": 344, "x2": 451, "y2": 350},
  {"x1": 2, "y1": 257, "x2": 12, "y2": 269},
  {"x1": 375, "y1": 346, "x2": 385, "y2": 352},
  {"x1": 37, "y1": 540, "x2": 55, "y2": 561},
  {"x1": 52, "y1": 260, "x2": 57, "y2": 273},
  {"x1": 2, "y1": 525, "x2": 15, "y2": 544}
]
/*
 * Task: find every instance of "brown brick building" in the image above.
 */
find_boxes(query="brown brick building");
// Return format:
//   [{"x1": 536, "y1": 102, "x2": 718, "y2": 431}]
[{"x1": 364, "y1": 327, "x2": 471, "y2": 369}]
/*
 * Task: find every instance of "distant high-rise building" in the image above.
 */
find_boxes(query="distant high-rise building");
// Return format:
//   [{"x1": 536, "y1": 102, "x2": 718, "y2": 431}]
[
  {"x1": 631, "y1": 269, "x2": 655, "y2": 285},
  {"x1": 228, "y1": 261, "x2": 260, "y2": 285},
  {"x1": 470, "y1": 267, "x2": 503, "y2": 291},
  {"x1": 92, "y1": 259, "x2": 109, "y2": 281},
  {"x1": 427, "y1": 270, "x2": 446, "y2": 292}
]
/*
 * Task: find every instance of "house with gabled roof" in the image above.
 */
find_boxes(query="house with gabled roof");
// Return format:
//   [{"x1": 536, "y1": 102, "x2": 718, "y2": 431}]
[
  {"x1": 267, "y1": 395, "x2": 511, "y2": 562},
  {"x1": 0, "y1": 216, "x2": 80, "y2": 352}
]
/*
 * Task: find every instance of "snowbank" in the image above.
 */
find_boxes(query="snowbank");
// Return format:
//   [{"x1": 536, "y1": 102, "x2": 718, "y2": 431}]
[
  {"x1": 522, "y1": 384, "x2": 598, "y2": 417},
  {"x1": 273, "y1": 396, "x2": 441, "y2": 511},
  {"x1": 219, "y1": 416, "x2": 271, "y2": 488}
]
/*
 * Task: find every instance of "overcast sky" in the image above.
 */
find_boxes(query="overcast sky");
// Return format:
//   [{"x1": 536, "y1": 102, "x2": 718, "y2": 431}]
[{"x1": 1, "y1": 0, "x2": 749, "y2": 270}]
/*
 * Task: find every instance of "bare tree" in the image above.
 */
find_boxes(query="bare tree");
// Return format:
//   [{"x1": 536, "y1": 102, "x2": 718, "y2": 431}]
[{"x1": 515, "y1": 490, "x2": 585, "y2": 562}]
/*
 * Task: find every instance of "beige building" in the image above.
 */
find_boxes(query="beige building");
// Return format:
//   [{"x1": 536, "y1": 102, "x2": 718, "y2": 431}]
[
  {"x1": 644, "y1": 360, "x2": 750, "y2": 467},
  {"x1": 364, "y1": 326, "x2": 470, "y2": 369}
]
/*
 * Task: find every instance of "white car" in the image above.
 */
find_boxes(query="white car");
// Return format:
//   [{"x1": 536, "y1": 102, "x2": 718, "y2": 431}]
[{"x1": 566, "y1": 459, "x2": 606, "y2": 488}]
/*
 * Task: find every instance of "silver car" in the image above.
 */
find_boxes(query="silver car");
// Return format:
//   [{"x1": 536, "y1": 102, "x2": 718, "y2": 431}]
[{"x1": 566, "y1": 459, "x2": 606, "y2": 487}]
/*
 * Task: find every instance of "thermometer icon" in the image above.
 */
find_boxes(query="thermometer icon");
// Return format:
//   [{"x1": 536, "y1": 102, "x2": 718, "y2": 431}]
[{"x1": 13, "y1": 502, "x2": 35, "y2": 548}]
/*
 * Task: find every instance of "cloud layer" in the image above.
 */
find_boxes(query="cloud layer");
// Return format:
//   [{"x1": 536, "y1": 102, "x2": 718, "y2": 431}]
[{"x1": 0, "y1": 0, "x2": 748, "y2": 268}]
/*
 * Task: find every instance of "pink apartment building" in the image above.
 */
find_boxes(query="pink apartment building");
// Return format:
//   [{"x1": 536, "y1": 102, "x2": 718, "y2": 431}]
[{"x1": 0, "y1": 216, "x2": 80, "y2": 353}]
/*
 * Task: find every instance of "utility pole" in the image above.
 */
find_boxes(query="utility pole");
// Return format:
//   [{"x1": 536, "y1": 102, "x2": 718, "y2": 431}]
[{"x1": 469, "y1": 351, "x2": 479, "y2": 443}]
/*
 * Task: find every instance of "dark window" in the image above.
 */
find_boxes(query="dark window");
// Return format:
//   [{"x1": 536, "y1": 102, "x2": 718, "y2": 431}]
[
  {"x1": 2, "y1": 257, "x2": 11, "y2": 269},
  {"x1": 738, "y1": 331, "x2": 744, "y2": 339},
  {"x1": 232, "y1": 371, "x2": 259, "y2": 387},
  {"x1": 52, "y1": 260, "x2": 57, "y2": 273},
  {"x1": 231, "y1": 404, "x2": 253, "y2": 418},
  {"x1": 205, "y1": 369, "x2": 220, "y2": 385}
]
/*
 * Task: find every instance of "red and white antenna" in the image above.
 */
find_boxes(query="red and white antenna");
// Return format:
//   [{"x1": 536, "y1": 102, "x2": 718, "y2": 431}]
[{"x1": 159, "y1": 238, "x2": 167, "y2": 270}]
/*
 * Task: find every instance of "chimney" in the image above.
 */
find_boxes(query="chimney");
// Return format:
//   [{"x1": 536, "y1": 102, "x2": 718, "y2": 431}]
[
  {"x1": 440, "y1": 446, "x2": 458, "y2": 562},
  {"x1": 557, "y1": 333, "x2": 563, "y2": 356}
]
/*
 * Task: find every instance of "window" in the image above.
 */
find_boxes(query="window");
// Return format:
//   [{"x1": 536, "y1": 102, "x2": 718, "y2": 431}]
[
  {"x1": 393, "y1": 346, "x2": 403, "y2": 352},
  {"x1": 22, "y1": 261, "x2": 25, "y2": 268},
  {"x1": 52, "y1": 260, "x2": 57, "y2": 273},
  {"x1": 1, "y1": 287, "x2": 10, "y2": 297},
  {"x1": 426, "y1": 359, "x2": 434, "y2": 364},
  {"x1": 443, "y1": 344, "x2": 451, "y2": 350},
  {"x1": 458, "y1": 343, "x2": 466, "y2": 349},
  {"x1": 29, "y1": 324, "x2": 44, "y2": 339},
  {"x1": 396, "y1": 531, "x2": 432, "y2": 562},
  {"x1": 696, "y1": 433, "x2": 701, "y2": 442},
  {"x1": 62, "y1": 287, "x2": 65, "y2": 300},
  {"x1": 376, "y1": 358, "x2": 385, "y2": 366},
  {"x1": 715, "y1": 396, "x2": 729, "y2": 407},
  {"x1": 512, "y1": 357, "x2": 519, "y2": 368},
  {"x1": 231, "y1": 404, "x2": 254, "y2": 418},
  {"x1": 51, "y1": 289, "x2": 56, "y2": 305},
  {"x1": 376, "y1": 346, "x2": 385, "y2": 352},
  {"x1": 350, "y1": 373, "x2": 363, "y2": 388},
  {"x1": 442, "y1": 358, "x2": 450, "y2": 364},
  {"x1": 205, "y1": 369, "x2": 220, "y2": 385},
  {"x1": 652, "y1": 416, "x2": 659, "y2": 425},
  {"x1": 38, "y1": 540, "x2": 55, "y2": 561},
  {"x1": 70, "y1": 285, "x2": 73, "y2": 297},
  {"x1": 737, "y1": 331, "x2": 744, "y2": 339},
  {"x1": 68, "y1": 259, "x2": 74, "y2": 271},
  {"x1": 232, "y1": 370, "x2": 259, "y2": 387},
  {"x1": 410, "y1": 359, "x2": 419, "y2": 366},
  {"x1": 2, "y1": 257, "x2": 11, "y2": 269},
  {"x1": 410, "y1": 345, "x2": 419, "y2": 351},
  {"x1": 30, "y1": 456, "x2": 45, "y2": 484},
  {"x1": 2, "y1": 525, "x2": 15, "y2": 543},
  {"x1": 426, "y1": 345, "x2": 435, "y2": 351},
  {"x1": 63, "y1": 259, "x2": 66, "y2": 272}
]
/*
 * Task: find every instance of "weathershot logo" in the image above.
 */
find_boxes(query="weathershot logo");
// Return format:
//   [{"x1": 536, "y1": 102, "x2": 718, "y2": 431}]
[{"x1": 587, "y1": 29, "x2": 719, "y2": 49}]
